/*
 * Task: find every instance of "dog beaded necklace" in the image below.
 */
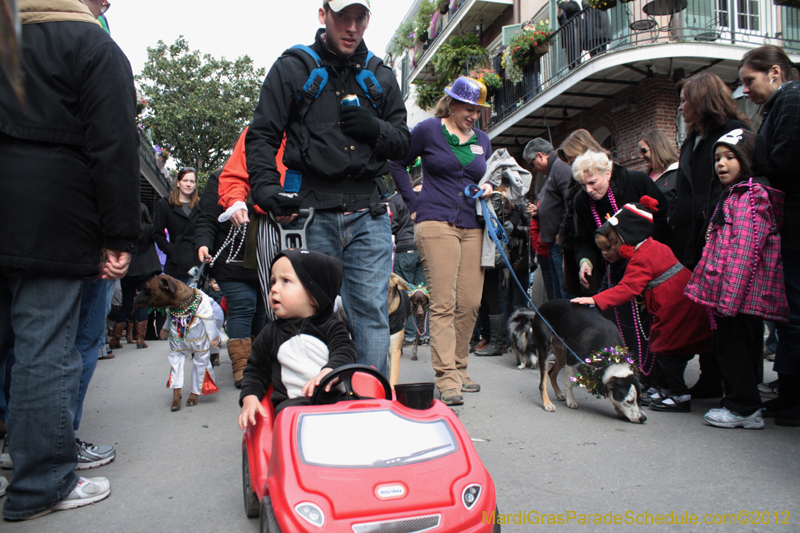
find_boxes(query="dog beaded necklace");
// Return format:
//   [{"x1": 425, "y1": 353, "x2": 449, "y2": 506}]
[
  {"x1": 570, "y1": 346, "x2": 636, "y2": 398},
  {"x1": 169, "y1": 289, "x2": 201, "y2": 341}
]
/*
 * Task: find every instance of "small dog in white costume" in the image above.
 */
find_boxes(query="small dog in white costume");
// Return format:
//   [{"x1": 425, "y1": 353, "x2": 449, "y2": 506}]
[{"x1": 135, "y1": 275, "x2": 224, "y2": 411}]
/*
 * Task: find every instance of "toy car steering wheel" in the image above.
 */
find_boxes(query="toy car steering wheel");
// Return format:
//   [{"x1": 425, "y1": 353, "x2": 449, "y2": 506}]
[{"x1": 310, "y1": 364, "x2": 392, "y2": 405}]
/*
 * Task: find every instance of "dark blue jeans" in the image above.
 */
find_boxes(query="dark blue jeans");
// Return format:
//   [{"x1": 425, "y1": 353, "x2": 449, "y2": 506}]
[
  {"x1": 0, "y1": 269, "x2": 82, "y2": 519},
  {"x1": 394, "y1": 250, "x2": 429, "y2": 340},
  {"x1": 548, "y1": 243, "x2": 572, "y2": 299},
  {"x1": 74, "y1": 278, "x2": 115, "y2": 432},
  {"x1": 306, "y1": 209, "x2": 392, "y2": 376},
  {"x1": 216, "y1": 279, "x2": 266, "y2": 340}
]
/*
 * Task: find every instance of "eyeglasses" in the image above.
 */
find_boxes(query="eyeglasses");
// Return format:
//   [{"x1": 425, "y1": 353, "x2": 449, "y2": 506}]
[
  {"x1": 100, "y1": 1, "x2": 110, "y2": 15},
  {"x1": 640, "y1": 147, "x2": 649, "y2": 155}
]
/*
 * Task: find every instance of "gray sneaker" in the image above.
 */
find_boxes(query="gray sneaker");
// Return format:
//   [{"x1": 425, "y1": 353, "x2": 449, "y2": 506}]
[
  {"x1": 75, "y1": 438, "x2": 116, "y2": 470},
  {"x1": 51, "y1": 477, "x2": 111, "y2": 511},
  {"x1": 0, "y1": 475, "x2": 8, "y2": 498},
  {"x1": 440, "y1": 389, "x2": 464, "y2": 406},
  {"x1": 757, "y1": 379, "x2": 779, "y2": 395},
  {"x1": 703, "y1": 407, "x2": 764, "y2": 429},
  {"x1": 461, "y1": 378, "x2": 481, "y2": 393},
  {"x1": 0, "y1": 434, "x2": 10, "y2": 470}
]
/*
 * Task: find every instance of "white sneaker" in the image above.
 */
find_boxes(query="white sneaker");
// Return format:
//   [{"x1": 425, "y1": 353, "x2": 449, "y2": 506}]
[
  {"x1": 51, "y1": 477, "x2": 111, "y2": 511},
  {"x1": 0, "y1": 476, "x2": 8, "y2": 498},
  {"x1": 704, "y1": 407, "x2": 764, "y2": 429}
]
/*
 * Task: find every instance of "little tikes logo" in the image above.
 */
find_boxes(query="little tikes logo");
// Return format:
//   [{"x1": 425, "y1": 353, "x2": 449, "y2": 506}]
[{"x1": 375, "y1": 483, "x2": 407, "y2": 500}]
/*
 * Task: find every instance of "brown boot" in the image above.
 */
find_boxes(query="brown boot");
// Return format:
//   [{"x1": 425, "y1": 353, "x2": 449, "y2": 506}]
[
  {"x1": 171, "y1": 388, "x2": 182, "y2": 411},
  {"x1": 228, "y1": 338, "x2": 252, "y2": 389},
  {"x1": 136, "y1": 321, "x2": 148, "y2": 349},
  {"x1": 126, "y1": 322, "x2": 135, "y2": 344},
  {"x1": 109, "y1": 322, "x2": 124, "y2": 349}
]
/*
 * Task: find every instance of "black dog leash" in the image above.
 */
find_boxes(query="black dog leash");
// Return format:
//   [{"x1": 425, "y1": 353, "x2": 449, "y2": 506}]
[{"x1": 465, "y1": 185, "x2": 583, "y2": 365}]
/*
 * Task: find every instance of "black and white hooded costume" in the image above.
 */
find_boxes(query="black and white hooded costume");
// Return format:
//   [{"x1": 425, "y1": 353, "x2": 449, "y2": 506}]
[{"x1": 239, "y1": 249, "x2": 356, "y2": 411}]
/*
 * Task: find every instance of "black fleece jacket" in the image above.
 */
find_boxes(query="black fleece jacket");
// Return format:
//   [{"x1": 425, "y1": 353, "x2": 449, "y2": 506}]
[{"x1": 245, "y1": 29, "x2": 410, "y2": 214}]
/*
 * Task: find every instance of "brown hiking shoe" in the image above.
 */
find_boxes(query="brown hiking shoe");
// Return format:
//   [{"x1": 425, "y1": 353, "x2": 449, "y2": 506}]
[
  {"x1": 461, "y1": 378, "x2": 481, "y2": 393},
  {"x1": 440, "y1": 389, "x2": 464, "y2": 406}
]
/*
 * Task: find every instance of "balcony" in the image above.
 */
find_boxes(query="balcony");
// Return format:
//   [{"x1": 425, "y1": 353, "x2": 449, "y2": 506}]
[
  {"x1": 139, "y1": 132, "x2": 170, "y2": 198},
  {"x1": 483, "y1": 0, "x2": 800, "y2": 146},
  {"x1": 409, "y1": 0, "x2": 514, "y2": 84}
]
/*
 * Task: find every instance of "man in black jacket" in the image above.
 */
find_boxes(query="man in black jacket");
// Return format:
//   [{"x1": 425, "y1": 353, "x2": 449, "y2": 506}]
[
  {"x1": 245, "y1": 0, "x2": 410, "y2": 376},
  {"x1": 0, "y1": 0, "x2": 139, "y2": 520},
  {"x1": 524, "y1": 138, "x2": 573, "y2": 299}
]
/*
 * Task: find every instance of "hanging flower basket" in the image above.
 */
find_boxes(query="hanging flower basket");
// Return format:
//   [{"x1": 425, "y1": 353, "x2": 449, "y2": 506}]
[
  {"x1": 585, "y1": 0, "x2": 617, "y2": 10},
  {"x1": 530, "y1": 42, "x2": 549, "y2": 61},
  {"x1": 774, "y1": 0, "x2": 800, "y2": 7}
]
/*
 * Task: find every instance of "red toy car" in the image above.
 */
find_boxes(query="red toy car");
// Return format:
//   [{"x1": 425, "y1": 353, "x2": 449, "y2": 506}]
[{"x1": 242, "y1": 365, "x2": 500, "y2": 532}]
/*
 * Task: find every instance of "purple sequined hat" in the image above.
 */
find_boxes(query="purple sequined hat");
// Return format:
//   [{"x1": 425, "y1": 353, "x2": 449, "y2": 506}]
[{"x1": 444, "y1": 76, "x2": 491, "y2": 107}]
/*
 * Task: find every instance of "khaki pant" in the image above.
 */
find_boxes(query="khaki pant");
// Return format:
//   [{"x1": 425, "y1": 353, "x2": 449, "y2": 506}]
[{"x1": 415, "y1": 221, "x2": 484, "y2": 393}]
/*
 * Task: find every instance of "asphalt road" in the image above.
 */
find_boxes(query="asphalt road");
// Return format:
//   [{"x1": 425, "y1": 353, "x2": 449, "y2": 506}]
[{"x1": 2, "y1": 327, "x2": 798, "y2": 532}]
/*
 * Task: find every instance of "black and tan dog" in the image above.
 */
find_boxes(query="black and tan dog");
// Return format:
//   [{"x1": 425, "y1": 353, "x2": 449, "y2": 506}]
[
  {"x1": 135, "y1": 274, "x2": 223, "y2": 411},
  {"x1": 509, "y1": 300, "x2": 646, "y2": 423}
]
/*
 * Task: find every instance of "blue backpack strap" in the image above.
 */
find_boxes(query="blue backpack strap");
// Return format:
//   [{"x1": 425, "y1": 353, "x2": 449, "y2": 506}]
[
  {"x1": 288, "y1": 45, "x2": 329, "y2": 100},
  {"x1": 355, "y1": 51, "x2": 384, "y2": 108}
]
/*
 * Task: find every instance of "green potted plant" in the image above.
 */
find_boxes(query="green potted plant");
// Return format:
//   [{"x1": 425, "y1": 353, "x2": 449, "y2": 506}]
[
  {"x1": 584, "y1": 0, "x2": 617, "y2": 10},
  {"x1": 431, "y1": 34, "x2": 489, "y2": 85},
  {"x1": 503, "y1": 20, "x2": 551, "y2": 83},
  {"x1": 469, "y1": 67, "x2": 503, "y2": 98},
  {"x1": 415, "y1": 0, "x2": 437, "y2": 43},
  {"x1": 389, "y1": 19, "x2": 416, "y2": 58},
  {"x1": 413, "y1": 80, "x2": 443, "y2": 111}
]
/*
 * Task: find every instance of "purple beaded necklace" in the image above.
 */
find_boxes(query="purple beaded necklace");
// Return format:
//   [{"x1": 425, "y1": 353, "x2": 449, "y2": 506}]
[{"x1": 592, "y1": 185, "x2": 653, "y2": 374}]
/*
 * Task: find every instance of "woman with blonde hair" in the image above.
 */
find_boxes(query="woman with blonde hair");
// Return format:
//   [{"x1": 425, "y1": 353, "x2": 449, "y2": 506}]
[
  {"x1": 671, "y1": 72, "x2": 750, "y2": 399},
  {"x1": 153, "y1": 167, "x2": 202, "y2": 283},
  {"x1": 390, "y1": 77, "x2": 493, "y2": 406},
  {"x1": 638, "y1": 129, "x2": 679, "y2": 215}
]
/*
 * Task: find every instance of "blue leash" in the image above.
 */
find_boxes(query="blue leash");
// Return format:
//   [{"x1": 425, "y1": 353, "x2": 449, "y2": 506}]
[{"x1": 465, "y1": 185, "x2": 583, "y2": 365}]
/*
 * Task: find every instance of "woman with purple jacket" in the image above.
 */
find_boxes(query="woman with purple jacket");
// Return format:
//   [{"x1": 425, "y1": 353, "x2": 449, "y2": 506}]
[{"x1": 391, "y1": 77, "x2": 493, "y2": 406}]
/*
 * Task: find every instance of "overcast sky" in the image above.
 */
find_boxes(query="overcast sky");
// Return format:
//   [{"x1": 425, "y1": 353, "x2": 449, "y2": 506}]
[{"x1": 107, "y1": 0, "x2": 416, "y2": 78}]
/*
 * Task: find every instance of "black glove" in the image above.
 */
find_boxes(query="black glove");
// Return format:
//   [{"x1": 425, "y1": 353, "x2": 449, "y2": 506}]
[
  {"x1": 340, "y1": 105, "x2": 380, "y2": 142},
  {"x1": 261, "y1": 192, "x2": 302, "y2": 217}
]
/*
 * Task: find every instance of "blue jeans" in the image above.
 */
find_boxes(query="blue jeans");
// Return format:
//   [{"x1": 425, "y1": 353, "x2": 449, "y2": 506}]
[
  {"x1": 306, "y1": 209, "x2": 392, "y2": 376},
  {"x1": 74, "y1": 278, "x2": 114, "y2": 432},
  {"x1": 775, "y1": 246, "x2": 800, "y2": 376},
  {"x1": 548, "y1": 243, "x2": 572, "y2": 299},
  {"x1": 0, "y1": 269, "x2": 82, "y2": 519},
  {"x1": 216, "y1": 279, "x2": 266, "y2": 340},
  {"x1": 538, "y1": 255, "x2": 555, "y2": 301},
  {"x1": 393, "y1": 250, "x2": 429, "y2": 340}
]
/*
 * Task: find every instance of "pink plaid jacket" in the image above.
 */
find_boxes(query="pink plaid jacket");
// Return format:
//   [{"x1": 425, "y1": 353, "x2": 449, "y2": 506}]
[{"x1": 685, "y1": 178, "x2": 788, "y2": 322}]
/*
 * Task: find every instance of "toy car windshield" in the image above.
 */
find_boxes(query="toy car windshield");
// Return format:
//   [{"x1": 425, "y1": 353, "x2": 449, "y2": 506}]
[{"x1": 297, "y1": 409, "x2": 458, "y2": 468}]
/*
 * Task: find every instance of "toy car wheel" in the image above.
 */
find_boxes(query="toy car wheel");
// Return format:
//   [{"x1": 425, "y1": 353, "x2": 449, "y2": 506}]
[
  {"x1": 260, "y1": 496, "x2": 281, "y2": 533},
  {"x1": 310, "y1": 363, "x2": 392, "y2": 405},
  {"x1": 494, "y1": 505, "x2": 502, "y2": 533},
  {"x1": 242, "y1": 444, "x2": 260, "y2": 518}
]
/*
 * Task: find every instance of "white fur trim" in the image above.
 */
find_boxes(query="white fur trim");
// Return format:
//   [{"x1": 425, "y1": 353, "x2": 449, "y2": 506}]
[{"x1": 218, "y1": 201, "x2": 247, "y2": 223}]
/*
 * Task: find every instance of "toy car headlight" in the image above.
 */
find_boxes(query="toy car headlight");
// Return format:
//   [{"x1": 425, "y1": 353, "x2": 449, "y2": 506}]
[
  {"x1": 295, "y1": 502, "x2": 325, "y2": 528},
  {"x1": 462, "y1": 484, "x2": 482, "y2": 510}
]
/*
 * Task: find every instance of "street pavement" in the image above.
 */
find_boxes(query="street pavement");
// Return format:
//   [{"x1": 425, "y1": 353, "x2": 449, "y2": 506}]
[{"x1": 2, "y1": 328, "x2": 799, "y2": 532}]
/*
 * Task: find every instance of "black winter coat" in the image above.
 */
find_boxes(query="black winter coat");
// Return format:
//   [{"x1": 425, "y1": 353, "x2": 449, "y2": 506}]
[
  {"x1": 670, "y1": 119, "x2": 749, "y2": 268},
  {"x1": 152, "y1": 198, "x2": 201, "y2": 278},
  {"x1": 127, "y1": 223, "x2": 162, "y2": 277},
  {"x1": 246, "y1": 29, "x2": 410, "y2": 214},
  {"x1": 194, "y1": 170, "x2": 258, "y2": 283},
  {"x1": 0, "y1": 20, "x2": 139, "y2": 275}
]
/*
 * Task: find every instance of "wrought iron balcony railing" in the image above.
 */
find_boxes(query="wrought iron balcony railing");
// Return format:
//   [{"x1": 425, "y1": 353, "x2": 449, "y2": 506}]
[{"x1": 485, "y1": 0, "x2": 800, "y2": 128}]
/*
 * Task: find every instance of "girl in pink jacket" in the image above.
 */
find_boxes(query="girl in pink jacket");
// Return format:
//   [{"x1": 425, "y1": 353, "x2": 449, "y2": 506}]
[{"x1": 685, "y1": 129, "x2": 788, "y2": 430}]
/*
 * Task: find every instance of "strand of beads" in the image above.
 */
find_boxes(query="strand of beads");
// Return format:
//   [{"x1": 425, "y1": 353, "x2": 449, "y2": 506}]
[
  {"x1": 743, "y1": 178, "x2": 761, "y2": 300},
  {"x1": 209, "y1": 223, "x2": 248, "y2": 267},
  {"x1": 169, "y1": 290, "x2": 201, "y2": 341}
]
